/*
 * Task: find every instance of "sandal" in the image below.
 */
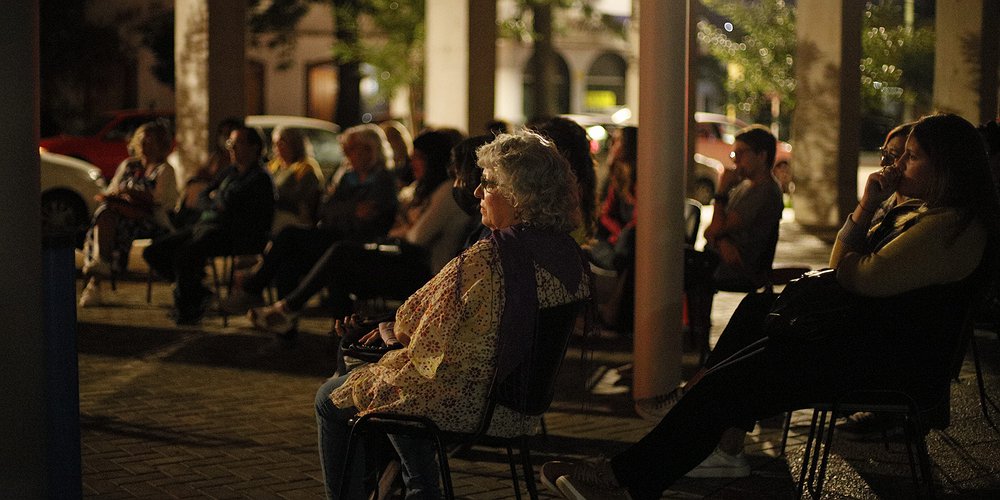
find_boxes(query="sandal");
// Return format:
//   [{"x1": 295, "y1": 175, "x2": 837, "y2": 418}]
[{"x1": 248, "y1": 304, "x2": 298, "y2": 335}]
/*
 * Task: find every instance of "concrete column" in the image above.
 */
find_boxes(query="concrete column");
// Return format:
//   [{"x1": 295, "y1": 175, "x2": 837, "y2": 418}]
[
  {"x1": 425, "y1": 0, "x2": 496, "y2": 134},
  {"x1": 0, "y1": 1, "x2": 48, "y2": 496},
  {"x1": 933, "y1": 0, "x2": 999, "y2": 124},
  {"x1": 790, "y1": 0, "x2": 864, "y2": 231},
  {"x1": 632, "y1": 0, "x2": 689, "y2": 401},
  {"x1": 174, "y1": 0, "x2": 247, "y2": 184}
]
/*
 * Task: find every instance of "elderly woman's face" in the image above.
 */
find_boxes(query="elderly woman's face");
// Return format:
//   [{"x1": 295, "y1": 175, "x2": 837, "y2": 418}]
[
  {"x1": 342, "y1": 135, "x2": 374, "y2": 173},
  {"x1": 474, "y1": 168, "x2": 518, "y2": 230}
]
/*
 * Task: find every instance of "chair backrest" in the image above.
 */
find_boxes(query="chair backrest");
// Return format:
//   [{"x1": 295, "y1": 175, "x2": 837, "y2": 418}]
[
  {"x1": 684, "y1": 198, "x2": 702, "y2": 246},
  {"x1": 490, "y1": 300, "x2": 585, "y2": 417}
]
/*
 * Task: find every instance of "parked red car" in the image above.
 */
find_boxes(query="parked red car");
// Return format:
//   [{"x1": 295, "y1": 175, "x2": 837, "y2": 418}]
[{"x1": 40, "y1": 109, "x2": 175, "y2": 179}]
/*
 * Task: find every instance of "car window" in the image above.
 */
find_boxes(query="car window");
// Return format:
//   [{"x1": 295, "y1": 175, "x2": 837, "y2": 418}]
[{"x1": 301, "y1": 128, "x2": 343, "y2": 177}]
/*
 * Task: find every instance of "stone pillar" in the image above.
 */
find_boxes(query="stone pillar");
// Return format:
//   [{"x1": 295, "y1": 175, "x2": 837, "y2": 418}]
[
  {"x1": 0, "y1": 1, "x2": 48, "y2": 496},
  {"x1": 174, "y1": 0, "x2": 247, "y2": 184},
  {"x1": 425, "y1": 0, "x2": 496, "y2": 134},
  {"x1": 632, "y1": 0, "x2": 689, "y2": 401},
  {"x1": 933, "y1": 0, "x2": 999, "y2": 124},
  {"x1": 791, "y1": 0, "x2": 864, "y2": 232}
]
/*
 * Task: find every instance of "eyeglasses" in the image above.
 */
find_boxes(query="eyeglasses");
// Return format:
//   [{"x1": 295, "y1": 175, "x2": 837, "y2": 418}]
[
  {"x1": 478, "y1": 178, "x2": 501, "y2": 193},
  {"x1": 880, "y1": 147, "x2": 900, "y2": 166}
]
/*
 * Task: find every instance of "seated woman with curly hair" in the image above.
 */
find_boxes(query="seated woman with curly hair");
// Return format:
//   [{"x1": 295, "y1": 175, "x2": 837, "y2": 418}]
[{"x1": 314, "y1": 129, "x2": 593, "y2": 499}]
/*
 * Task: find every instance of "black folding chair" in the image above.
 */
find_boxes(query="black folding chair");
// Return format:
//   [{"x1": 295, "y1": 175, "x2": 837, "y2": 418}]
[{"x1": 338, "y1": 301, "x2": 585, "y2": 500}]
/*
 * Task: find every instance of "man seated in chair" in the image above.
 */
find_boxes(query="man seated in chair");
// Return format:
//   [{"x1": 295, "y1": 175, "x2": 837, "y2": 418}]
[
  {"x1": 143, "y1": 125, "x2": 275, "y2": 325},
  {"x1": 703, "y1": 125, "x2": 784, "y2": 292},
  {"x1": 648, "y1": 126, "x2": 785, "y2": 422},
  {"x1": 314, "y1": 130, "x2": 591, "y2": 499}
]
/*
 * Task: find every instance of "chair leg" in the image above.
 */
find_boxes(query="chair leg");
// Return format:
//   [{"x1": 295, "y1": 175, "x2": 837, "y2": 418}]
[
  {"x1": 798, "y1": 409, "x2": 828, "y2": 499},
  {"x1": 780, "y1": 410, "x2": 793, "y2": 455},
  {"x1": 506, "y1": 445, "x2": 523, "y2": 500},
  {"x1": 814, "y1": 410, "x2": 836, "y2": 498},
  {"x1": 146, "y1": 267, "x2": 153, "y2": 303},
  {"x1": 970, "y1": 335, "x2": 997, "y2": 423},
  {"x1": 431, "y1": 434, "x2": 455, "y2": 500},
  {"x1": 519, "y1": 438, "x2": 539, "y2": 500}
]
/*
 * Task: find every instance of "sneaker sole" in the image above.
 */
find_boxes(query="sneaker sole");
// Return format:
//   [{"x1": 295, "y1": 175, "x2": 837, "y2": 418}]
[
  {"x1": 555, "y1": 476, "x2": 588, "y2": 500},
  {"x1": 684, "y1": 465, "x2": 751, "y2": 478},
  {"x1": 556, "y1": 475, "x2": 632, "y2": 500},
  {"x1": 539, "y1": 462, "x2": 573, "y2": 494}
]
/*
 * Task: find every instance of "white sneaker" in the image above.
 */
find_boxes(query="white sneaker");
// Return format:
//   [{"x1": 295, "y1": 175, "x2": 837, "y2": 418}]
[
  {"x1": 82, "y1": 259, "x2": 112, "y2": 278},
  {"x1": 79, "y1": 279, "x2": 103, "y2": 308},
  {"x1": 684, "y1": 448, "x2": 751, "y2": 478},
  {"x1": 634, "y1": 385, "x2": 686, "y2": 422}
]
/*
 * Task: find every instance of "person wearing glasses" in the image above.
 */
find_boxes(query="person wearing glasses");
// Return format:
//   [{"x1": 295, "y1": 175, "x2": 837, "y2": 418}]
[
  {"x1": 143, "y1": 126, "x2": 276, "y2": 325},
  {"x1": 542, "y1": 113, "x2": 1000, "y2": 500},
  {"x1": 654, "y1": 127, "x2": 786, "y2": 421},
  {"x1": 703, "y1": 125, "x2": 785, "y2": 291},
  {"x1": 314, "y1": 129, "x2": 592, "y2": 499}
]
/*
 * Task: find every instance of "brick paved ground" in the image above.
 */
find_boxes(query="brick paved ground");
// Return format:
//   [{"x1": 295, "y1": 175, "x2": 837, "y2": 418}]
[{"x1": 77, "y1": 216, "x2": 1000, "y2": 499}]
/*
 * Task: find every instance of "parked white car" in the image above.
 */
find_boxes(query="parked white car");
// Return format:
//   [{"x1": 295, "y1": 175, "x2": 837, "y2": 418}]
[
  {"x1": 246, "y1": 115, "x2": 344, "y2": 180},
  {"x1": 40, "y1": 151, "x2": 106, "y2": 245}
]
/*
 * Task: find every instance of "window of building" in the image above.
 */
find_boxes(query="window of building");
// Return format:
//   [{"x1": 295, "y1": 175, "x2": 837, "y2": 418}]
[{"x1": 585, "y1": 52, "x2": 627, "y2": 113}]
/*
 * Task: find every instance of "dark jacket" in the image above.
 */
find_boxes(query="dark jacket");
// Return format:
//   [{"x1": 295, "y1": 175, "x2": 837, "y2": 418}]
[
  {"x1": 317, "y1": 167, "x2": 398, "y2": 242},
  {"x1": 198, "y1": 164, "x2": 276, "y2": 251}
]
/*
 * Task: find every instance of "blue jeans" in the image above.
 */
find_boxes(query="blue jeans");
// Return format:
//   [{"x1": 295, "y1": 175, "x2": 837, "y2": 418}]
[{"x1": 315, "y1": 374, "x2": 442, "y2": 499}]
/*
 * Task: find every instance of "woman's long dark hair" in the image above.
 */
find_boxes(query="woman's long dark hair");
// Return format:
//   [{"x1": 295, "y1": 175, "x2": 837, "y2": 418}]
[
  {"x1": 411, "y1": 130, "x2": 457, "y2": 207},
  {"x1": 911, "y1": 113, "x2": 1000, "y2": 280},
  {"x1": 530, "y1": 116, "x2": 597, "y2": 238}
]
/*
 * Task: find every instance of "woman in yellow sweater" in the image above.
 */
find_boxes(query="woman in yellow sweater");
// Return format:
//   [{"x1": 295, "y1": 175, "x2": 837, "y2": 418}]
[{"x1": 543, "y1": 113, "x2": 1000, "y2": 500}]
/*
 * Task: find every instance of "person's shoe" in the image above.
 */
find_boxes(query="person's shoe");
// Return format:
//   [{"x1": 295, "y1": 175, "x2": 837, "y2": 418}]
[
  {"x1": 219, "y1": 288, "x2": 266, "y2": 315},
  {"x1": 540, "y1": 461, "x2": 576, "y2": 494},
  {"x1": 634, "y1": 385, "x2": 686, "y2": 422},
  {"x1": 837, "y1": 411, "x2": 905, "y2": 441},
  {"x1": 684, "y1": 448, "x2": 751, "y2": 478},
  {"x1": 82, "y1": 259, "x2": 112, "y2": 278},
  {"x1": 549, "y1": 458, "x2": 632, "y2": 500},
  {"x1": 590, "y1": 366, "x2": 630, "y2": 395},
  {"x1": 79, "y1": 279, "x2": 102, "y2": 307},
  {"x1": 249, "y1": 303, "x2": 298, "y2": 335}
]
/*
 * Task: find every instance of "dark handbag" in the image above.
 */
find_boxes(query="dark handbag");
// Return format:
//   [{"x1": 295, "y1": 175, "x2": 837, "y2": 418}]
[
  {"x1": 104, "y1": 189, "x2": 155, "y2": 220},
  {"x1": 764, "y1": 268, "x2": 861, "y2": 341},
  {"x1": 340, "y1": 317, "x2": 403, "y2": 363}
]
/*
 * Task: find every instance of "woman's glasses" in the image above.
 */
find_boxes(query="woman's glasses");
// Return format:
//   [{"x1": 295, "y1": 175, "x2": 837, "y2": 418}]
[
  {"x1": 880, "y1": 147, "x2": 899, "y2": 166},
  {"x1": 478, "y1": 178, "x2": 501, "y2": 193}
]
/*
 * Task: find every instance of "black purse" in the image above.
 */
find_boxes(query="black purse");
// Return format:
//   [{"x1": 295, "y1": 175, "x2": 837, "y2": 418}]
[
  {"x1": 339, "y1": 315, "x2": 403, "y2": 363},
  {"x1": 765, "y1": 268, "x2": 862, "y2": 342}
]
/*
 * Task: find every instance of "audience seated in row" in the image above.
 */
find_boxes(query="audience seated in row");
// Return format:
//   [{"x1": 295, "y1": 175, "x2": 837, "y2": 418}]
[{"x1": 142, "y1": 125, "x2": 276, "y2": 325}]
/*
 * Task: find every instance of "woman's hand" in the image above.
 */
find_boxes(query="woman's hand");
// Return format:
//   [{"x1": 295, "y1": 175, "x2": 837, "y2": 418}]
[
  {"x1": 358, "y1": 328, "x2": 380, "y2": 345},
  {"x1": 332, "y1": 315, "x2": 368, "y2": 342},
  {"x1": 859, "y1": 164, "x2": 902, "y2": 212}
]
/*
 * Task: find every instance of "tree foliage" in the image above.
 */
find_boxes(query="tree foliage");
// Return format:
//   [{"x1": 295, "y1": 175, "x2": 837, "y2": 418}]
[
  {"x1": 698, "y1": 0, "x2": 935, "y2": 133},
  {"x1": 698, "y1": 0, "x2": 797, "y2": 120},
  {"x1": 859, "y1": 1, "x2": 935, "y2": 116}
]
